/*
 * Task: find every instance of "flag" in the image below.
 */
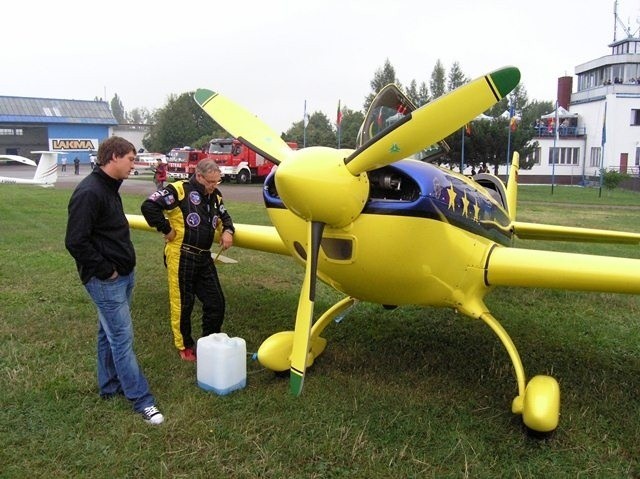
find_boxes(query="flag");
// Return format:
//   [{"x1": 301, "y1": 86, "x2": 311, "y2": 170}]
[
  {"x1": 465, "y1": 123, "x2": 472, "y2": 137},
  {"x1": 508, "y1": 100, "x2": 517, "y2": 132},
  {"x1": 336, "y1": 100, "x2": 343, "y2": 126},
  {"x1": 303, "y1": 100, "x2": 309, "y2": 128}
]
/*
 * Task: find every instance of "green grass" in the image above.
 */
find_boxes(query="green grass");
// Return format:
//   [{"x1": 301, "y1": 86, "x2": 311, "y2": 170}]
[
  {"x1": 519, "y1": 184, "x2": 640, "y2": 206},
  {"x1": 1, "y1": 185, "x2": 639, "y2": 478}
]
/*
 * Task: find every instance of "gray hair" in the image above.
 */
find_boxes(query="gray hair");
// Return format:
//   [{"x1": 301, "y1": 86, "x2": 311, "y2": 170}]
[{"x1": 195, "y1": 158, "x2": 221, "y2": 176}]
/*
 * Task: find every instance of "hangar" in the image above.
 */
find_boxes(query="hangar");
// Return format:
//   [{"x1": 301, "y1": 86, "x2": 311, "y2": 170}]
[{"x1": 0, "y1": 96, "x2": 117, "y2": 164}]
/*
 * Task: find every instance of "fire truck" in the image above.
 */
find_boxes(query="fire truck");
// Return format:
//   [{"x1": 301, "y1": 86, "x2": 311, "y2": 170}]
[
  {"x1": 166, "y1": 147, "x2": 208, "y2": 179},
  {"x1": 167, "y1": 139, "x2": 298, "y2": 183},
  {"x1": 207, "y1": 138, "x2": 298, "y2": 184}
]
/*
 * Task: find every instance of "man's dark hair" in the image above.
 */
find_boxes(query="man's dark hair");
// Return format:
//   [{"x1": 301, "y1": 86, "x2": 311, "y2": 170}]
[{"x1": 97, "y1": 136, "x2": 135, "y2": 166}]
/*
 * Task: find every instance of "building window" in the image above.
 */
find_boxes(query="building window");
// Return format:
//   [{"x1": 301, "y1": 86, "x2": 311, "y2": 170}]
[
  {"x1": 631, "y1": 109, "x2": 640, "y2": 126},
  {"x1": 549, "y1": 147, "x2": 580, "y2": 165},
  {"x1": 0, "y1": 128, "x2": 23, "y2": 136},
  {"x1": 636, "y1": 146, "x2": 640, "y2": 166},
  {"x1": 590, "y1": 147, "x2": 602, "y2": 167}
]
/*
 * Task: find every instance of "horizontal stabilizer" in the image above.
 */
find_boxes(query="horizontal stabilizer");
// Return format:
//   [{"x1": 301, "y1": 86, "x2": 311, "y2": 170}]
[
  {"x1": 0, "y1": 155, "x2": 37, "y2": 167},
  {"x1": 512, "y1": 221, "x2": 640, "y2": 244}
]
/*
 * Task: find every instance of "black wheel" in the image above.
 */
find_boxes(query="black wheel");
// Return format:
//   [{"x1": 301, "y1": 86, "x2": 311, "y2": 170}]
[
  {"x1": 133, "y1": 170, "x2": 139, "y2": 176},
  {"x1": 236, "y1": 170, "x2": 250, "y2": 184}
]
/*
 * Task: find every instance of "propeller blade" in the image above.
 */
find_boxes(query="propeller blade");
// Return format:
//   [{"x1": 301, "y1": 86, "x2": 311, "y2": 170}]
[
  {"x1": 289, "y1": 221, "x2": 325, "y2": 396},
  {"x1": 345, "y1": 66, "x2": 520, "y2": 175},
  {"x1": 193, "y1": 89, "x2": 293, "y2": 165}
]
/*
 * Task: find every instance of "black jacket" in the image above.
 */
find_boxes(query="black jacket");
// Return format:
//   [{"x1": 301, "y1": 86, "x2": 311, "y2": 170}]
[
  {"x1": 65, "y1": 168, "x2": 135, "y2": 284},
  {"x1": 141, "y1": 176, "x2": 234, "y2": 251}
]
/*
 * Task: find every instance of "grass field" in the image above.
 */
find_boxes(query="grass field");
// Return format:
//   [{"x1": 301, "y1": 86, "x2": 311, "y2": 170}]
[{"x1": 1, "y1": 184, "x2": 639, "y2": 478}]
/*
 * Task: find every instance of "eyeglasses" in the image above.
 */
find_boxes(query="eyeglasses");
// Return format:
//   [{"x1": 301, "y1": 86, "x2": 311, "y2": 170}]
[{"x1": 198, "y1": 173, "x2": 222, "y2": 186}]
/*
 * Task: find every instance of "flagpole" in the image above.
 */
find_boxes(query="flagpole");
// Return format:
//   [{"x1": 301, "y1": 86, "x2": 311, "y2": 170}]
[
  {"x1": 337, "y1": 100, "x2": 342, "y2": 149},
  {"x1": 506, "y1": 99, "x2": 515, "y2": 178},
  {"x1": 599, "y1": 101, "x2": 607, "y2": 198},
  {"x1": 551, "y1": 100, "x2": 558, "y2": 195},
  {"x1": 460, "y1": 127, "x2": 465, "y2": 174},
  {"x1": 303, "y1": 100, "x2": 307, "y2": 148}
]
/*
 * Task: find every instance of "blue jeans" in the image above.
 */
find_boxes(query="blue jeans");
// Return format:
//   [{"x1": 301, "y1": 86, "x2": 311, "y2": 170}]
[{"x1": 85, "y1": 272, "x2": 155, "y2": 413}]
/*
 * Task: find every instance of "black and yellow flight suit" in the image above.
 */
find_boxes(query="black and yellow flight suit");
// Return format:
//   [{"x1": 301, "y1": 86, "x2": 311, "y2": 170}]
[{"x1": 141, "y1": 177, "x2": 235, "y2": 351}]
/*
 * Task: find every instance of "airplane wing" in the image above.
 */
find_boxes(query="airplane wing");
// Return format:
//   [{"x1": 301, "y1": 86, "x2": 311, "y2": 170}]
[
  {"x1": 512, "y1": 221, "x2": 640, "y2": 244},
  {"x1": 0, "y1": 155, "x2": 37, "y2": 167},
  {"x1": 125, "y1": 214, "x2": 290, "y2": 256},
  {"x1": 487, "y1": 246, "x2": 640, "y2": 293}
]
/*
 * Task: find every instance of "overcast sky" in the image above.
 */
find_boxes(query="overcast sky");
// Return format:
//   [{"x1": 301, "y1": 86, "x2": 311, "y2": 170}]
[{"x1": 4, "y1": 0, "x2": 638, "y2": 133}]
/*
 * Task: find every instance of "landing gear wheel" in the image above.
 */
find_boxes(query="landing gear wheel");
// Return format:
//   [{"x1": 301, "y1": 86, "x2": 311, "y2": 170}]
[{"x1": 521, "y1": 375, "x2": 560, "y2": 433}]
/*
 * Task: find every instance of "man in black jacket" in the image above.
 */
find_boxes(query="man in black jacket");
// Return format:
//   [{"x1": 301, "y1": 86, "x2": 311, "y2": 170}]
[
  {"x1": 141, "y1": 159, "x2": 234, "y2": 362},
  {"x1": 65, "y1": 136, "x2": 163, "y2": 425}
]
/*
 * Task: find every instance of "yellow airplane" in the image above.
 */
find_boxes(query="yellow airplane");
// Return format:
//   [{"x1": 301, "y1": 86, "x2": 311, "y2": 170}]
[{"x1": 126, "y1": 66, "x2": 640, "y2": 433}]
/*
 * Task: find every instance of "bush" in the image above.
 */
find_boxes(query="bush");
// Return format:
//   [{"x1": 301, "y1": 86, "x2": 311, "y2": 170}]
[{"x1": 601, "y1": 169, "x2": 630, "y2": 190}]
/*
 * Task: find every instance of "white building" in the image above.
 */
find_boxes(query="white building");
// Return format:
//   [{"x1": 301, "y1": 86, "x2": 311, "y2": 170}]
[{"x1": 517, "y1": 31, "x2": 640, "y2": 185}]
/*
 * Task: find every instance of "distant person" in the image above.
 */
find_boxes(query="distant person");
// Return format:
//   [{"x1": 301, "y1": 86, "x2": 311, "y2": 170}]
[
  {"x1": 73, "y1": 157, "x2": 80, "y2": 175},
  {"x1": 61, "y1": 156, "x2": 67, "y2": 173},
  {"x1": 140, "y1": 159, "x2": 235, "y2": 362},
  {"x1": 471, "y1": 166, "x2": 477, "y2": 176},
  {"x1": 479, "y1": 163, "x2": 489, "y2": 174},
  {"x1": 153, "y1": 158, "x2": 167, "y2": 189},
  {"x1": 64, "y1": 136, "x2": 164, "y2": 426},
  {"x1": 90, "y1": 154, "x2": 97, "y2": 170}
]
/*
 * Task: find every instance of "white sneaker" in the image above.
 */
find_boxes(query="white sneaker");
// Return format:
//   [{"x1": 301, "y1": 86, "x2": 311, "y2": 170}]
[{"x1": 140, "y1": 405, "x2": 164, "y2": 425}]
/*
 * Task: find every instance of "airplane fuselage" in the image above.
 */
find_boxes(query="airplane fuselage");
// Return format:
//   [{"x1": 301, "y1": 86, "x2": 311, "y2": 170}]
[{"x1": 263, "y1": 159, "x2": 513, "y2": 317}]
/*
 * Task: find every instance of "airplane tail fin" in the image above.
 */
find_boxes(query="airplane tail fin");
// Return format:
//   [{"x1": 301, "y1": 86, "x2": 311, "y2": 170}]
[
  {"x1": 505, "y1": 151, "x2": 519, "y2": 221},
  {"x1": 31, "y1": 151, "x2": 60, "y2": 186}
]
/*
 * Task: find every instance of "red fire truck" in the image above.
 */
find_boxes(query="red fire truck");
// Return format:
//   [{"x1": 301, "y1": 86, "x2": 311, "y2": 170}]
[
  {"x1": 207, "y1": 138, "x2": 298, "y2": 184},
  {"x1": 167, "y1": 139, "x2": 298, "y2": 183},
  {"x1": 166, "y1": 147, "x2": 208, "y2": 179}
]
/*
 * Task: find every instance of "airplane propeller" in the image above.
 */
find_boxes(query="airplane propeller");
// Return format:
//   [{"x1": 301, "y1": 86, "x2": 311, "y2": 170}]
[{"x1": 194, "y1": 66, "x2": 520, "y2": 395}]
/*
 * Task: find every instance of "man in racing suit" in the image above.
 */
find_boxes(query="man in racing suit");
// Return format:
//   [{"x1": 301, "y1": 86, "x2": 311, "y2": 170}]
[{"x1": 141, "y1": 159, "x2": 234, "y2": 362}]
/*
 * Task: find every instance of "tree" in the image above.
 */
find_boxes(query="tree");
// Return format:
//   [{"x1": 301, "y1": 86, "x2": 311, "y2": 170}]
[
  {"x1": 430, "y1": 60, "x2": 446, "y2": 99},
  {"x1": 110, "y1": 93, "x2": 126, "y2": 124},
  {"x1": 405, "y1": 80, "x2": 419, "y2": 107},
  {"x1": 403, "y1": 79, "x2": 430, "y2": 108},
  {"x1": 416, "y1": 81, "x2": 430, "y2": 106},
  {"x1": 442, "y1": 115, "x2": 537, "y2": 175},
  {"x1": 337, "y1": 107, "x2": 365, "y2": 149},
  {"x1": 283, "y1": 111, "x2": 336, "y2": 148},
  {"x1": 363, "y1": 58, "x2": 400, "y2": 112},
  {"x1": 142, "y1": 92, "x2": 219, "y2": 153},
  {"x1": 446, "y1": 61, "x2": 468, "y2": 92},
  {"x1": 128, "y1": 107, "x2": 154, "y2": 125}
]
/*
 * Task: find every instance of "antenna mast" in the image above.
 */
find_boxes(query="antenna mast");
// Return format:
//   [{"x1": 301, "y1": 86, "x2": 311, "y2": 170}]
[{"x1": 613, "y1": 0, "x2": 640, "y2": 41}]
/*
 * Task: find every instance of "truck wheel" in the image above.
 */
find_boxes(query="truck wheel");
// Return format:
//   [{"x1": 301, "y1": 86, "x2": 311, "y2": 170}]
[{"x1": 236, "y1": 170, "x2": 250, "y2": 184}]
